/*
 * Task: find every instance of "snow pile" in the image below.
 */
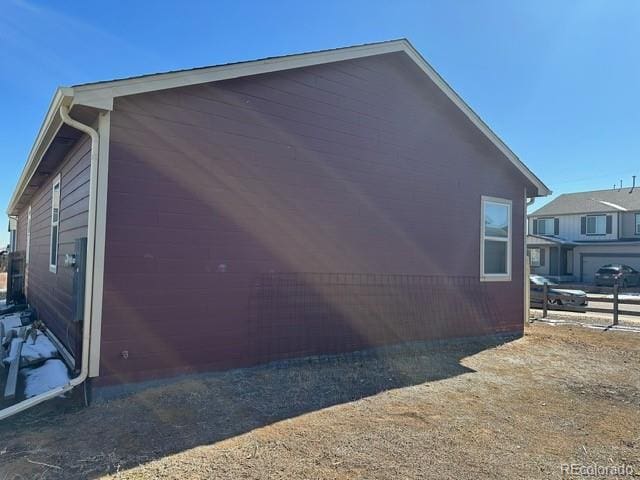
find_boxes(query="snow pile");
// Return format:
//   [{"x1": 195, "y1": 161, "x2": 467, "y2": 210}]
[
  {"x1": 3, "y1": 337, "x2": 23, "y2": 364},
  {"x1": 21, "y1": 332, "x2": 59, "y2": 365},
  {"x1": 0, "y1": 313, "x2": 23, "y2": 334},
  {"x1": 21, "y1": 359, "x2": 70, "y2": 398},
  {"x1": 605, "y1": 293, "x2": 640, "y2": 300}
]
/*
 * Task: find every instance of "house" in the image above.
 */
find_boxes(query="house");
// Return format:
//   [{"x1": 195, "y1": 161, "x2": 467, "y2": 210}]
[
  {"x1": 5, "y1": 39, "x2": 549, "y2": 392},
  {"x1": 528, "y1": 186, "x2": 640, "y2": 282}
]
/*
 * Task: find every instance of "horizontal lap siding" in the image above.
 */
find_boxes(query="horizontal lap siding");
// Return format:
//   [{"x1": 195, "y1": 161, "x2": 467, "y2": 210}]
[
  {"x1": 17, "y1": 135, "x2": 91, "y2": 355},
  {"x1": 100, "y1": 52, "x2": 526, "y2": 384}
]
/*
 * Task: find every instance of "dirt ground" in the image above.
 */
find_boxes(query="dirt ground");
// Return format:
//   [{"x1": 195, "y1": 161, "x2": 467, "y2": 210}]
[{"x1": 0, "y1": 323, "x2": 638, "y2": 479}]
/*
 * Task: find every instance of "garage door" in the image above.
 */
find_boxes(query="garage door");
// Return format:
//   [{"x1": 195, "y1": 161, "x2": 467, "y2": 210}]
[{"x1": 581, "y1": 255, "x2": 640, "y2": 283}]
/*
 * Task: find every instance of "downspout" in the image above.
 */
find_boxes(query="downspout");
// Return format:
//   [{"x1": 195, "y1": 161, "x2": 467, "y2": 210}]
[{"x1": 0, "y1": 104, "x2": 99, "y2": 420}]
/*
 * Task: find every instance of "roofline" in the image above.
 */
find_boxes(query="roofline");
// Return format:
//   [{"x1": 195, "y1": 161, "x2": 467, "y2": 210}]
[
  {"x1": 526, "y1": 234, "x2": 577, "y2": 246},
  {"x1": 7, "y1": 39, "x2": 550, "y2": 214},
  {"x1": 6, "y1": 88, "x2": 75, "y2": 215},
  {"x1": 527, "y1": 210, "x2": 631, "y2": 218}
]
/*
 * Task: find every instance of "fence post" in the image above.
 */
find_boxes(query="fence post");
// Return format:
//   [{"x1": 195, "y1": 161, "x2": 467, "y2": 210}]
[
  {"x1": 542, "y1": 283, "x2": 548, "y2": 318},
  {"x1": 613, "y1": 282, "x2": 619, "y2": 326}
]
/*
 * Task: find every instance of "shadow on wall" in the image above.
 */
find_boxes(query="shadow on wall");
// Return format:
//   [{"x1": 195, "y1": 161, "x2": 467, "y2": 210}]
[{"x1": 0, "y1": 333, "x2": 517, "y2": 479}]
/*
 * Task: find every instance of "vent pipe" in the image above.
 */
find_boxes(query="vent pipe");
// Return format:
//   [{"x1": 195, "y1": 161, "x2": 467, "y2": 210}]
[{"x1": 630, "y1": 176, "x2": 636, "y2": 194}]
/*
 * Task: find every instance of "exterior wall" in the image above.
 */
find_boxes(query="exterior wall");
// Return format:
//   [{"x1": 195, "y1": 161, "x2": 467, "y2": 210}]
[
  {"x1": 620, "y1": 211, "x2": 640, "y2": 239},
  {"x1": 100, "y1": 52, "x2": 528, "y2": 384},
  {"x1": 573, "y1": 244, "x2": 640, "y2": 282},
  {"x1": 529, "y1": 213, "x2": 619, "y2": 242},
  {"x1": 528, "y1": 246, "x2": 549, "y2": 275},
  {"x1": 16, "y1": 135, "x2": 91, "y2": 354}
]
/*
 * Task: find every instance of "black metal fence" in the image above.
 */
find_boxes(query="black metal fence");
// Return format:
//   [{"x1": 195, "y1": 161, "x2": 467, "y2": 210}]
[{"x1": 248, "y1": 273, "x2": 502, "y2": 364}]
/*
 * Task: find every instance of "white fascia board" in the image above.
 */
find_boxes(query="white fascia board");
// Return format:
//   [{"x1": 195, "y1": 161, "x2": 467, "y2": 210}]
[
  {"x1": 6, "y1": 88, "x2": 73, "y2": 215},
  {"x1": 399, "y1": 41, "x2": 551, "y2": 198},
  {"x1": 71, "y1": 41, "x2": 407, "y2": 99},
  {"x1": 7, "y1": 39, "x2": 550, "y2": 216},
  {"x1": 72, "y1": 39, "x2": 549, "y2": 198}
]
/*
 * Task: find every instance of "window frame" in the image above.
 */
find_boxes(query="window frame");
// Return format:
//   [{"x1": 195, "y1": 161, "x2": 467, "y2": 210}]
[
  {"x1": 635, "y1": 213, "x2": 640, "y2": 235},
  {"x1": 536, "y1": 217, "x2": 555, "y2": 236},
  {"x1": 49, "y1": 174, "x2": 61, "y2": 273},
  {"x1": 585, "y1": 214, "x2": 606, "y2": 235},
  {"x1": 480, "y1": 195, "x2": 512, "y2": 282},
  {"x1": 26, "y1": 205, "x2": 32, "y2": 265},
  {"x1": 529, "y1": 247, "x2": 541, "y2": 267}
]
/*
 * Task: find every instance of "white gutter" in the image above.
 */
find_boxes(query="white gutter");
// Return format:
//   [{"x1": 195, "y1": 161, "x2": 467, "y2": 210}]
[{"x1": 0, "y1": 104, "x2": 99, "y2": 420}]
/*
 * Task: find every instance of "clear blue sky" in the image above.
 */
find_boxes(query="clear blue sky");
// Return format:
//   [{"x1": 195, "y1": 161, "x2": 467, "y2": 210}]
[{"x1": 1, "y1": 0, "x2": 639, "y2": 246}]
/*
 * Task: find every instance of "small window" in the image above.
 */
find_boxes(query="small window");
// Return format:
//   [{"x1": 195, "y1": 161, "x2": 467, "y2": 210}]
[
  {"x1": 49, "y1": 175, "x2": 61, "y2": 273},
  {"x1": 586, "y1": 215, "x2": 606, "y2": 235},
  {"x1": 635, "y1": 213, "x2": 640, "y2": 235},
  {"x1": 537, "y1": 218, "x2": 555, "y2": 235},
  {"x1": 530, "y1": 248, "x2": 541, "y2": 267},
  {"x1": 26, "y1": 205, "x2": 32, "y2": 265},
  {"x1": 9, "y1": 228, "x2": 17, "y2": 253},
  {"x1": 481, "y1": 196, "x2": 512, "y2": 281}
]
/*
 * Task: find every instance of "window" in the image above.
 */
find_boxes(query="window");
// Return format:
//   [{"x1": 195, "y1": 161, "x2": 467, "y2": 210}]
[
  {"x1": 481, "y1": 196, "x2": 512, "y2": 281},
  {"x1": 586, "y1": 215, "x2": 606, "y2": 235},
  {"x1": 530, "y1": 248, "x2": 541, "y2": 267},
  {"x1": 536, "y1": 218, "x2": 555, "y2": 235},
  {"x1": 9, "y1": 229, "x2": 17, "y2": 253},
  {"x1": 49, "y1": 175, "x2": 61, "y2": 273},
  {"x1": 636, "y1": 214, "x2": 640, "y2": 235},
  {"x1": 26, "y1": 205, "x2": 32, "y2": 264}
]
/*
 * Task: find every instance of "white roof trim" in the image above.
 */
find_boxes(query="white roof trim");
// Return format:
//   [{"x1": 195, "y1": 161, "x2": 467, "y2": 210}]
[{"x1": 7, "y1": 39, "x2": 549, "y2": 215}]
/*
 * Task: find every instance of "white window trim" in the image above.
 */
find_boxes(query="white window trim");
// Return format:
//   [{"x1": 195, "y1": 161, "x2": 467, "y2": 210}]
[
  {"x1": 536, "y1": 217, "x2": 555, "y2": 236},
  {"x1": 26, "y1": 205, "x2": 32, "y2": 265},
  {"x1": 49, "y1": 174, "x2": 61, "y2": 273},
  {"x1": 530, "y1": 247, "x2": 541, "y2": 267},
  {"x1": 585, "y1": 214, "x2": 606, "y2": 235},
  {"x1": 480, "y1": 195, "x2": 512, "y2": 282},
  {"x1": 635, "y1": 213, "x2": 640, "y2": 235}
]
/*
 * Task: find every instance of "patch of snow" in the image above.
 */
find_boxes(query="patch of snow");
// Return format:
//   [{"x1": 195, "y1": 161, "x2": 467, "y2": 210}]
[
  {"x1": 3, "y1": 338, "x2": 23, "y2": 364},
  {"x1": 0, "y1": 313, "x2": 23, "y2": 333},
  {"x1": 21, "y1": 359, "x2": 70, "y2": 398},
  {"x1": 21, "y1": 332, "x2": 58, "y2": 365},
  {"x1": 605, "y1": 293, "x2": 640, "y2": 300}
]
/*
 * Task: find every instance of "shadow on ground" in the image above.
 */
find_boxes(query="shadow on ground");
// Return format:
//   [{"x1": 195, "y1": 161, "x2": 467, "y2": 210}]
[{"x1": 0, "y1": 334, "x2": 516, "y2": 479}]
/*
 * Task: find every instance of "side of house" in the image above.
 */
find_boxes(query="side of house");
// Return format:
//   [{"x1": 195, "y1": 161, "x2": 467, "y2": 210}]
[
  {"x1": 96, "y1": 52, "x2": 533, "y2": 384},
  {"x1": 6, "y1": 41, "x2": 549, "y2": 389}
]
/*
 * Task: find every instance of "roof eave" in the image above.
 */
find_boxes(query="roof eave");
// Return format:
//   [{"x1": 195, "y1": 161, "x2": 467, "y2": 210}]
[
  {"x1": 6, "y1": 88, "x2": 74, "y2": 216},
  {"x1": 8, "y1": 39, "x2": 550, "y2": 214}
]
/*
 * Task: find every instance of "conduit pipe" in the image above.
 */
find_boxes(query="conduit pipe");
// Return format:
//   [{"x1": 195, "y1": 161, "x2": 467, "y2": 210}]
[{"x1": 0, "y1": 104, "x2": 99, "y2": 420}]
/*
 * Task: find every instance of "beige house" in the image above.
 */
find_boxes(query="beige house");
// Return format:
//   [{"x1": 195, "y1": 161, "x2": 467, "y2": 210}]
[{"x1": 528, "y1": 187, "x2": 640, "y2": 282}]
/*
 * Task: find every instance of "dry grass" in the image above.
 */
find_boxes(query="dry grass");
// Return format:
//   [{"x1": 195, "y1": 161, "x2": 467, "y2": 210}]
[{"x1": 0, "y1": 323, "x2": 638, "y2": 479}]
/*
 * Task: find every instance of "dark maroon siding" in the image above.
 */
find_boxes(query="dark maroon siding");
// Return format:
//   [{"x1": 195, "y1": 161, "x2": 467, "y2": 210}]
[
  {"x1": 16, "y1": 134, "x2": 91, "y2": 354},
  {"x1": 100, "y1": 52, "x2": 526, "y2": 384}
]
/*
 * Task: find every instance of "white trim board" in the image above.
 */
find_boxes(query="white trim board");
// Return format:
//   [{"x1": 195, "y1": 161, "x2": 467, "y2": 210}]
[
  {"x1": 7, "y1": 39, "x2": 549, "y2": 215},
  {"x1": 88, "y1": 111, "x2": 111, "y2": 377}
]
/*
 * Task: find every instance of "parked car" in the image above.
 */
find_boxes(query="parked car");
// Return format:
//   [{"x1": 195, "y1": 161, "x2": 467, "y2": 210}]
[
  {"x1": 594, "y1": 264, "x2": 640, "y2": 288},
  {"x1": 530, "y1": 275, "x2": 587, "y2": 309}
]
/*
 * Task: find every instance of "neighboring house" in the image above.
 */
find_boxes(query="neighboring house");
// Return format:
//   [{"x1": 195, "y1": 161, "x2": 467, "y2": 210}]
[
  {"x1": 6, "y1": 39, "x2": 549, "y2": 388},
  {"x1": 528, "y1": 187, "x2": 640, "y2": 282}
]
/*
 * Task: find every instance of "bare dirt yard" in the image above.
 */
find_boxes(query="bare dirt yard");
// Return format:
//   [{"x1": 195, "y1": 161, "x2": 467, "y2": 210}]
[{"x1": 0, "y1": 323, "x2": 638, "y2": 479}]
